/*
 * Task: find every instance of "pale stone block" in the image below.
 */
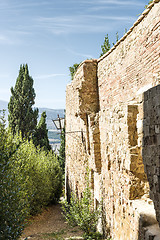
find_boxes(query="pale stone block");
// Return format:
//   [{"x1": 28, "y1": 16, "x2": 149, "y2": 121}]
[
  {"x1": 137, "y1": 119, "x2": 143, "y2": 134},
  {"x1": 155, "y1": 125, "x2": 160, "y2": 134}
]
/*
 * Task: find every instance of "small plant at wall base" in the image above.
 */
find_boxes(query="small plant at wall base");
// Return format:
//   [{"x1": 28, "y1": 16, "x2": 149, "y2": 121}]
[{"x1": 61, "y1": 169, "x2": 103, "y2": 240}]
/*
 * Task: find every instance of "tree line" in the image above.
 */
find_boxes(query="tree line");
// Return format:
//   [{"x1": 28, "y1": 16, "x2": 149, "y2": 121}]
[{"x1": 0, "y1": 64, "x2": 63, "y2": 239}]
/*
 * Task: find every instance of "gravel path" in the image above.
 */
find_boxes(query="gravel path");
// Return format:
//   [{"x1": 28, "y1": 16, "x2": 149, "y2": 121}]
[{"x1": 20, "y1": 204, "x2": 83, "y2": 240}]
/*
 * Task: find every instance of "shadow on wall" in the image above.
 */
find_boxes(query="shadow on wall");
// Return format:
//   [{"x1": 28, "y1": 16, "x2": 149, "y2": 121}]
[
  {"x1": 140, "y1": 85, "x2": 160, "y2": 239},
  {"x1": 143, "y1": 85, "x2": 160, "y2": 226},
  {"x1": 66, "y1": 170, "x2": 72, "y2": 203}
]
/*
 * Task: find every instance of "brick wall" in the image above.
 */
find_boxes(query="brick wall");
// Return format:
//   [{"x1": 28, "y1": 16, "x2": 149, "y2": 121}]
[{"x1": 65, "y1": 1, "x2": 160, "y2": 239}]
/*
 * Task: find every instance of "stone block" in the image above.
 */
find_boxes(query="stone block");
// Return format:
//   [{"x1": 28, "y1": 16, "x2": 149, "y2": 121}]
[
  {"x1": 155, "y1": 125, "x2": 160, "y2": 134},
  {"x1": 157, "y1": 135, "x2": 160, "y2": 145}
]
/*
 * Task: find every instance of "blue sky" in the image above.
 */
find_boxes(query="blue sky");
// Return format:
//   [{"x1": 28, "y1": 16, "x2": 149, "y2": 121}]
[{"x1": 0, "y1": 0, "x2": 149, "y2": 109}]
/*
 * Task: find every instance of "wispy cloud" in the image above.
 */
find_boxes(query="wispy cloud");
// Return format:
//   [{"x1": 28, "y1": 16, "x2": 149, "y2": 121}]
[
  {"x1": 0, "y1": 0, "x2": 51, "y2": 11},
  {"x1": 66, "y1": 48, "x2": 94, "y2": 59},
  {"x1": 36, "y1": 14, "x2": 135, "y2": 35},
  {"x1": 34, "y1": 73, "x2": 67, "y2": 80},
  {"x1": 72, "y1": 0, "x2": 144, "y2": 6},
  {"x1": 0, "y1": 34, "x2": 15, "y2": 45}
]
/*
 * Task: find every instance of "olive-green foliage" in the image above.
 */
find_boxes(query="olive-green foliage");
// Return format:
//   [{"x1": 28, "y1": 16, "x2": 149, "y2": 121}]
[
  {"x1": 8, "y1": 64, "x2": 38, "y2": 139},
  {"x1": 11, "y1": 139, "x2": 62, "y2": 215},
  {"x1": 0, "y1": 113, "x2": 62, "y2": 239},
  {"x1": 69, "y1": 63, "x2": 80, "y2": 80},
  {"x1": 112, "y1": 32, "x2": 119, "y2": 46},
  {"x1": 100, "y1": 34, "x2": 111, "y2": 57},
  {"x1": 61, "y1": 170, "x2": 102, "y2": 240},
  {"x1": 0, "y1": 113, "x2": 28, "y2": 240},
  {"x1": 33, "y1": 111, "x2": 51, "y2": 151}
]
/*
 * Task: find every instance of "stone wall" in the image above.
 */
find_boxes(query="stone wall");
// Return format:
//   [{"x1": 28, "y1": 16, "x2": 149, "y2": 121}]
[
  {"x1": 98, "y1": 0, "x2": 160, "y2": 108},
  {"x1": 65, "y1": 1, "x2": 160, "y2": 239},
  {"x1": 143, "y1": 85, "x2": 160, "y2": 226}
]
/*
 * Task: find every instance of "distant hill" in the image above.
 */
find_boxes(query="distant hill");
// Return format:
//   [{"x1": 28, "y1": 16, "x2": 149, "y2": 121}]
[
  {"x1": 0, "y1": 100, "x2": 64, "y2": 128},
  {"x1": 38, "y1": 108, "x2": 65, "y2": 147},
  {"x1": 0, "y1": 100, "x2": 65, "y2": 148},
  {"x1": 38, "y1": 108, "x2": 65, "y2": 130}
]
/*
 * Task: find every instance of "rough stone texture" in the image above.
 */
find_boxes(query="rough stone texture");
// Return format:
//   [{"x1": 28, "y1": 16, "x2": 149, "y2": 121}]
[
  {"x1": 65, "y1": 60, "x2": 100, "y2": 199},
  {"x1": 143, "y1": 85, "x2": 160, "y2": 227},
  {"x1": 65, "y1": 1, "x2": 160, "y2": 240}
]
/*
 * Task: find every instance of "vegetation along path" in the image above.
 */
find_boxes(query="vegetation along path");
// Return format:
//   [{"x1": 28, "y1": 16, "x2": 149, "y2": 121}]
[{"x1": 20, "y1": 204, "x2": 83, "y2": 240}]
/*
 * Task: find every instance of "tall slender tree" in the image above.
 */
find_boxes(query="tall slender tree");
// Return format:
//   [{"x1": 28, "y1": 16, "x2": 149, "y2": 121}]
[
  {"x1": 33, "y1": 111, "x2": 51, "y2": 151},
  {"x1": 8, "y1": 64, "x2": 38, "y2": 138}
]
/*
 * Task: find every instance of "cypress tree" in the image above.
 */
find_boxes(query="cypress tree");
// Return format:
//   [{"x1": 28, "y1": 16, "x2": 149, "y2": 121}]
[
  {"x1": 33, "y1": 111, "x2": 51, "y2": 151},
  {"x1": 8, "y1": 64, "x2": 38, "y2": 138}
]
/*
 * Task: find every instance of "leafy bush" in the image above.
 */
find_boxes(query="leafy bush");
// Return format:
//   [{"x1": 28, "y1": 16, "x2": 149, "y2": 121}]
[
  {"x1": 0, "y1": 113, "x2": 28, "y2": 239},
  {"x1": 11, "y1": 139, "x2": 62, "y2": 215},
  {"x1": 61, "y1": 170, "x2": 102, "y2": 240},
  {"x1": 0, "y1": 112, "x2": 62, "y2": 239}
]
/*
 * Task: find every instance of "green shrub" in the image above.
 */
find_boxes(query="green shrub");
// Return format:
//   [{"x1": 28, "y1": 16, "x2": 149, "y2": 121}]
[
  {"x1": 0, "y1": 112, "x2": 62, "y2": 239},
  {"x1": 61, "y1": 169, "x2": 102, "y2": 240},
  {"x1": 11, "y1": 139, "x2": 62, "y2": 215},
  {"x1": 0, "y1": 113, "x2": 28, "y2": 239}
]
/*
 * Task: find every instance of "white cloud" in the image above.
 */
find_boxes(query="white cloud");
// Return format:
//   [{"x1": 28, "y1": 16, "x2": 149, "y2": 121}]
[
  {"x1": 36, "y1": 14, "x2": 135, "y2": 35},
  {"x1": 0, "y1": 0, "x2": 51, "y2": 11},
  {"x1": 34, "y1": 73, "x2": 67, "y2": 80},
  {"x1": 0, "y1": 34, "x2": 13, "y2": 44},
  {"x1": 73, "y1": 0, "x2": 144, "y2": 6},
  {"x1": 66, "y1": 48, "x2": 94, "y2": 59}
]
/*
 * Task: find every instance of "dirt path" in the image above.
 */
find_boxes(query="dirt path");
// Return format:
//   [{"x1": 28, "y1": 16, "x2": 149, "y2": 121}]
[{"x1": 20, "y1": 204, "x2": 83, "y2": 240}]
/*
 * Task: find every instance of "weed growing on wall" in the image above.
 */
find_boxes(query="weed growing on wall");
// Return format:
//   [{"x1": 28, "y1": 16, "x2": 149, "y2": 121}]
[
  {"x1": 61, "y1": 169, "x2": 102, "y2": 240},
  {"x1": 145, "y1": 0, "x2": 153, "y2": 8},
  {"x1": 69, "y1": 63, "x2": 80, "y2": 80}
]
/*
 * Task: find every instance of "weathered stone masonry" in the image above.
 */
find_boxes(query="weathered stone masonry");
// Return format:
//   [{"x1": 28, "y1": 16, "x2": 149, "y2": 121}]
[{"x1": 66, "y1": 1, "x2": 160, "y2": 239}]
